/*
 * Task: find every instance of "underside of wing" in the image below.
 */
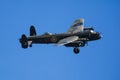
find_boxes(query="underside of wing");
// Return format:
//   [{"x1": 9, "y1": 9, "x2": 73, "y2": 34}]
[{"x1": 55, "y1": 36, "x2": 79, "y2": 46}]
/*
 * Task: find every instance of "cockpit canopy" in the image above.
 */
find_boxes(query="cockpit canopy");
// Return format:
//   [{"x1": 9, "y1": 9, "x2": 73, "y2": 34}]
[
  {"x1": 90, "y1": 30, "x2": 96, "y2": 34},
  {"x1": 84, "y1": 27, "x2": 94, "y2": 31},
  {"x1": 84, "y1": 27, "x2": 96, "y2": 33}
]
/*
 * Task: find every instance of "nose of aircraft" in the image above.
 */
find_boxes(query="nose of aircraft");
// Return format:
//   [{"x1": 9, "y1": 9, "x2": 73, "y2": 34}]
[{"x1": 96, "y1": 32, "x2": 102, "y2": 39}]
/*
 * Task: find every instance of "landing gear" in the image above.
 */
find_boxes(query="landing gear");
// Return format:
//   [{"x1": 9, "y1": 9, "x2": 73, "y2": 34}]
[
  {"x1": 29, "y1": 44, "x2": 32, "y2": 47},
  {"x1": 79, "y1": 41, "x2": 85, "y2": 47},
  {"x1": 73, "y1": 47, "x2": 80, "y2": 54}
]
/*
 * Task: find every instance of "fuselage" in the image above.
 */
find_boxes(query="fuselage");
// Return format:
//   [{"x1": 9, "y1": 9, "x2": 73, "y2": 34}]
[{"x1": 26, "y1": 30, "x2": 101, "y2": 44}]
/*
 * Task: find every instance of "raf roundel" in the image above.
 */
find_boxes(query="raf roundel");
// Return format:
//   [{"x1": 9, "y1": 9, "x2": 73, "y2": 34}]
[{"x1": 51, "y1": 36, "x2": 57, "y2": 42}]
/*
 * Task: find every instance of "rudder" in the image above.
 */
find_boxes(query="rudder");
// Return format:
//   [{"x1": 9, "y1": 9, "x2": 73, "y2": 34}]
[{"x1": 30, "y1": 25, "x2": 37, "y2": 36}]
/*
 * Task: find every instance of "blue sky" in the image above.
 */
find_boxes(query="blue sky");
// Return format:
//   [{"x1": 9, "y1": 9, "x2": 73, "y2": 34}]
[{"x1": 0, "y1": 0, "x2": 120, "y2": 80}]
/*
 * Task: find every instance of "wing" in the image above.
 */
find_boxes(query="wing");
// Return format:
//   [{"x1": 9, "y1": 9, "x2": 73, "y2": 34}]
[
  {"x1": 55, "y1": 36, "x2": 79, "y2": 46},
  {"x1": 67, "y1": 18, "x2": 84, "y2": 33}
]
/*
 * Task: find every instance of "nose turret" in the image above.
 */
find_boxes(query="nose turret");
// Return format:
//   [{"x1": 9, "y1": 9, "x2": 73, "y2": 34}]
[{"x1": 96, "y1": 32, "x2": 102, "y2": 39}]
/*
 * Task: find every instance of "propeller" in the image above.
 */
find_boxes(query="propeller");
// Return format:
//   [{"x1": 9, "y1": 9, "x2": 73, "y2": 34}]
[{"x1": 99, "y1": 32, "x2": 103, "y2": 39}]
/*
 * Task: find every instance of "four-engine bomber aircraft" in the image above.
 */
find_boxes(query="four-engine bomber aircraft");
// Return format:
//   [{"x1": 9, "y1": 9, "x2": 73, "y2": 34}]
[{"x1": 19, "y1": 18, "x2": 101, "y2": 54}]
